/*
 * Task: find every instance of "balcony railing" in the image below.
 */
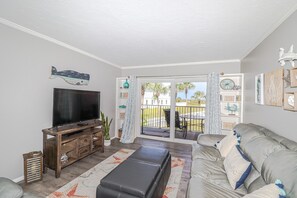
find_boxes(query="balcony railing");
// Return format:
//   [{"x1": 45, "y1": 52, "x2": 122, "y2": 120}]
[{"x1": 141, "y1": 104, "x2": 205, "y2": 133}]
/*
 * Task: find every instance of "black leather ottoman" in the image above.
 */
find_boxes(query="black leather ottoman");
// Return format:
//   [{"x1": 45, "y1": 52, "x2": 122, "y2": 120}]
[{"x1": 96, "y1": 146, "x2": 171, "y2": 198}]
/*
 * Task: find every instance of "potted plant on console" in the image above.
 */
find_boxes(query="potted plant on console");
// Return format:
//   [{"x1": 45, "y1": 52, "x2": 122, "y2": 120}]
[{"x1": 100, "y1": 111, "x2": 113, "y2": 146}]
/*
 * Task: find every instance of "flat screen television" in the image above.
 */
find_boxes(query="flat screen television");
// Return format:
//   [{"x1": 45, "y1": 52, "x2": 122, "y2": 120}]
[{"x1": 53, "y1": 88, "x2": 100, "y2": 127}]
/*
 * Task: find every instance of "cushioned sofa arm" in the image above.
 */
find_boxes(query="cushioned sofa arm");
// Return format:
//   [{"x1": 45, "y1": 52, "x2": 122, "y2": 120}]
[{"x1": 197, "y1": 134, "x2": 226, "y2": 147}]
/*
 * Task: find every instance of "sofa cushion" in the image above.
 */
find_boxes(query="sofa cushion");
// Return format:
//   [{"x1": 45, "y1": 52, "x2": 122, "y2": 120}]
[
  {"x1": 191, "y1": 158, "x2": 247, "y2": 195},
  {"x1": 234, "y1": 124, "x2": 265, "y2": 148},
  {"x1": 224, "y1": 145, "x2": 252, "y2": 189},
  {"x1": 187, "y1": 177, "x2": 242, "y2": 198},
  {"x1": 215, "y1": 132, "x2": 240, "y2": 158},
  {"x1": 247, "y1": 176, "x2": 267, "y2": 193},
  {"x1": 239, "y1": 136, "x2": 286, "y2": 172},
  {"x1": 191, "y1": 158, "x2": 225, "y2": 179},
  {"x1": 192, "y1": 143, "x2": 222, "y2": 161},
  {"x1": 242, "y1": 180, "x2": 286, "y2": 198},
  {"x1": 0, "y1": 177, "x2": 23, "y2": 198},
  {"x1": 197, "y1": 134, "x2": 226, "y2": 147},
  {"x1": 246, "y1": 123, "x2": 297, "y2": 152},
  {"x1": 261, "y1": 150, "x2": 297, "y2": 198},
  {"x1": 244, "y1": 165, "x2": 261, "y2": 190}
]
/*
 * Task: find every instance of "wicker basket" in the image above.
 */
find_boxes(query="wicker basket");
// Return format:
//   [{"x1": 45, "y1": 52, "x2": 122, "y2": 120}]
[{"x1": 23, "y1": 151, "x2": 43, "y2": 184}]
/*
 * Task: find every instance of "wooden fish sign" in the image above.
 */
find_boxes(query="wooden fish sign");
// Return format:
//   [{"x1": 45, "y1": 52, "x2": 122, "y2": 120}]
[{"x1": 50, "y1": 66, "x2": 90, "y2": 85}]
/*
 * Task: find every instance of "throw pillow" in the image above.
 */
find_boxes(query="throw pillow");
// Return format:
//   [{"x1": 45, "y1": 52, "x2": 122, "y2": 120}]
[
  {"x1": 224, "y1": 145, "x2": 252, "y2": 189},
  {"x1": 242, "y1": 179, "x2": 286, "y2": 198},
  {"x1": 215, "y1": 131, "x2": 240, "y2": 157}
]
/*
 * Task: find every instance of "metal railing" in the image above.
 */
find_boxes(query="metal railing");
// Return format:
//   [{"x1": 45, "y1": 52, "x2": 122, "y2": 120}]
[{"x1": 141, "y1": 105, "x2": 205, "y2": 132}]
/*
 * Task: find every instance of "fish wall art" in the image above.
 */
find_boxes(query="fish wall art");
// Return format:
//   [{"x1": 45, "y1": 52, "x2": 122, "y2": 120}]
[{"x1": 50, "y1": 66, "x2": 90, "y2": 85}]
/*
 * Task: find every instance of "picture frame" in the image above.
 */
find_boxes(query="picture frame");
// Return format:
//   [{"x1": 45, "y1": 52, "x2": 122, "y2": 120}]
[
  {"x1": 283, "y1": 92, "x2": 297, "y2": 111},
  {"x1": 264, "y1": 69, "x2": 284, "y2": 107},
  {"x1": 290, "y1": 68, "x2": 297, "y2": 87},
  {"x1": 255, "y1": 73, "x2": 264, "y2": 105}
]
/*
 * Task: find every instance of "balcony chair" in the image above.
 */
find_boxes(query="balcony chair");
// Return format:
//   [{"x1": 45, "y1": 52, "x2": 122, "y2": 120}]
[{"x1": 163, "y1": 109, "x2": 188, "y2": 138}]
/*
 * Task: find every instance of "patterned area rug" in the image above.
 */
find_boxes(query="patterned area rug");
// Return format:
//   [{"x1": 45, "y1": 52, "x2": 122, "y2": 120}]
[{"x1": 47, "y1": 148, "x2": 185, "y2": 198}]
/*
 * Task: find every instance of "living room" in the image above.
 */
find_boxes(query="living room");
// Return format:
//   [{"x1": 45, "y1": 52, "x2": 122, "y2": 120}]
[{"x1": 1, "y1": 1, "x2": 297, "y2": 198}]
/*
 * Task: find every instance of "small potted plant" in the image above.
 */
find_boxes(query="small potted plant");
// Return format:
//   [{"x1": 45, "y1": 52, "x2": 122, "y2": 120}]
[{"x1": 100, "y1": 111, "x2": 113, "y2": 146}]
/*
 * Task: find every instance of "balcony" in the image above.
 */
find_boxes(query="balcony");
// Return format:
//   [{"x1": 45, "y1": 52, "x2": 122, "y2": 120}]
[{"x1": 141, "y1": 105, "x2": 205, "y2": 140}]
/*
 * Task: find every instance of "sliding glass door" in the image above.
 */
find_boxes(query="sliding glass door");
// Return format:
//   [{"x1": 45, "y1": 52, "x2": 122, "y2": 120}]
[
  {"x1": 136, "y1": 76, "x2": 207, "y2": 142},
  {"x1": 174, "y1": 79, "x2": 207, "y2": 140},
  {"x1": 140, "y1": 80, "x2": 172, "y2": 139}
]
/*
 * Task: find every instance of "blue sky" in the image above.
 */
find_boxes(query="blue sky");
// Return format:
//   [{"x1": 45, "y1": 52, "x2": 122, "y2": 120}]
[{"x1": 176, "y1": 82, "x2": 207, "y2": 99}]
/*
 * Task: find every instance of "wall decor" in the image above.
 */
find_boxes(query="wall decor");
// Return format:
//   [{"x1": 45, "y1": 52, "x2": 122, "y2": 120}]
[
  {"x1": 50, "y1": 66, "x2": 90, "y2": 85},
  {"x1": 279, "y1": 45, "x2": 297, "y2": 67},
  {"x1": 223, "y1": 95, "x2": 236, "y2": 102},
  {"x1": 224, "y1": 103, "x2": 239, "y2": 115},
  {"x1": 283, "y1": 92, "x2": 297, "y2": 111},
  {"x1": 289, "y1": 68, "x2": 297, "y2": 87},
  {"x1": 220, "y1": 78, "x2": 235, "y2": 90},
  {"x1": 264, "y1": 69, "x2": 284, "y2": 107},
  {"x1": 222, "y1": 121, "x2": 236, "y2": 130},
  {"x1": 255, "y1": 73, "x2": 265, "y2": 105}
]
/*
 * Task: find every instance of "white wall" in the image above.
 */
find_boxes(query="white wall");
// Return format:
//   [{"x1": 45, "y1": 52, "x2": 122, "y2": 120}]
[
  {"x1": 0, "y1": 24, "x2": 121, "y2": 180},
  {"x1": 121, "y1": 61, "x2": 240, "y2": 77},
  {"x1": 241, "y1": 10, "x2": 297, "y2": 142}
]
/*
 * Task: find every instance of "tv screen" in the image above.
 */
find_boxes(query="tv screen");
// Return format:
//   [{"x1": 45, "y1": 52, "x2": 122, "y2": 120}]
[{"x1": 53, "y1": 88, "x2": 100, "y2": 127}]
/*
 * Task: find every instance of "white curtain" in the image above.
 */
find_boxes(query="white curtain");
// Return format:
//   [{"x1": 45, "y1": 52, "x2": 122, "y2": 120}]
[
  {"x1": 121, "y1": 76, "x2": 137, "y2": 143},
  {"x1": 204, "y1": 72, "x2": 222, "y2": 134}
]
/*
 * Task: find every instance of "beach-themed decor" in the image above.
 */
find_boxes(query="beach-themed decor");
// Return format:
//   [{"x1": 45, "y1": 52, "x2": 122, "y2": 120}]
[
  {"x1": 284, "y1": 92, "x2": 297, "y2": 111},
  {"x1": 47, "y1": 149, "x2": 185, "y2": 198},
  {"x1": 255, "y1": 73, "x2": 265, "y2": 105},
  {"x1": 264, "y1": 69, "x2": 284, "y2": 107},
  {"x1": 225, "y1": 103, "x2": 238, "y2": 115},
  {"x1": 123, "y1": 79, "x2": 129, "y2": 89},
  {"x1": 289, "y1": 68, "x2": 297, "y2": 87},
  {"x1": 279, "y1": 45, "x2": 297, "y2": 67},
  {"x1": 50, "y1": 66, "x2": 90, "y2": 85}
]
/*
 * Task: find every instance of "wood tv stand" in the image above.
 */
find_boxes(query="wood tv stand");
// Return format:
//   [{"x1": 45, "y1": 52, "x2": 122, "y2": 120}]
[{"x1": 42, "y1": 120, "x2": 104, "y2": 178}]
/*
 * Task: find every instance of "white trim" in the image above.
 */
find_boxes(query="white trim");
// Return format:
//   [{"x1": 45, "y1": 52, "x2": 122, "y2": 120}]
[
  {"x1": 13, "y1": 176, "x2": 24, "y2": 183},
  {"x1": 122, "y1": 59, "x2": 241, "y2": 70},
  {"x1": 0, "y1": 17, "x2": 121, "y2": 69},
  {"x1": 241, "y1": 4, "x2": 297, "y2": 59}
]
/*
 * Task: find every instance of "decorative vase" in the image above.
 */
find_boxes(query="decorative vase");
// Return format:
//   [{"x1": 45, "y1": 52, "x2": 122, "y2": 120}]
[
  {"x1": 123, "y1": 79, "x2": 129, "y2": 89},
  {"x1": 104, "y1": 139, "x2": 111, "y2": 146}
]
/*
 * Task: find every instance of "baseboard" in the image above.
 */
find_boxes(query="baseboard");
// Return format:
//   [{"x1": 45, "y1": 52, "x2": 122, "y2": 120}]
[
  {"x1": 110, "y1": 136, "x2": 117, "y2": 140},
  {"x1": 13, "y1": 176, "x2": 24, "y2": 183}
]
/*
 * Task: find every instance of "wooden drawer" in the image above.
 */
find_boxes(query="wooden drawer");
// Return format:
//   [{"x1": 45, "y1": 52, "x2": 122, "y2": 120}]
[
  {"x1": 79, "y1": 135, "x2": 91, "y2": 148},
  {"x1": 79, "y1": 146, "x2": 90, "y2": 157}
]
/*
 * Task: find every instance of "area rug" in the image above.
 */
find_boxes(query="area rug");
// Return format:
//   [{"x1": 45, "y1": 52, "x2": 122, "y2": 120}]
[{"x1": 47, "y1": 148, "x2": 185, "y2": 198}]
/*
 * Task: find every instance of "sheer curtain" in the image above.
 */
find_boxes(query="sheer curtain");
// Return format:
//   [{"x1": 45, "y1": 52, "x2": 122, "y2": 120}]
[
  {"x1": 121, "y1": 76, "x2": 137, "y2": 143},
  {"x1": 204, "y1": 72, "x2": 222, "y2": 134}
]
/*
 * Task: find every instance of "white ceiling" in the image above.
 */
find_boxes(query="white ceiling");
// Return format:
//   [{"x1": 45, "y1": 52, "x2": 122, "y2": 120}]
[{"x1": 0, "y1": 0, "x2": 297, "y2": 68}]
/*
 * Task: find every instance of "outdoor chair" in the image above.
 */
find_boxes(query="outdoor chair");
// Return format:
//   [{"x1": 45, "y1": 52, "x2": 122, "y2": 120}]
[{"x1": 163, "y1": 109, "x2": 188, "y2": 138}]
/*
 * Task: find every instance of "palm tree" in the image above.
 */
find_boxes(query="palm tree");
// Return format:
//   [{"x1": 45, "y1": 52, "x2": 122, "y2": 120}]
[
  {"x1": 191, "y1": 91, "x2": 205, "y2": 106},
  {"x1": 146, "y1": 83, "x2": 169, "y2": 105},
  {"x1": 141, "y1": 82, "x2": 151, "y2": 105},
  {"x1": 177, "y1": 82, "x2": 195, "y2": 104},
  {"x1": 176, "y1": 83, "x2": 184, "y2": 98}
]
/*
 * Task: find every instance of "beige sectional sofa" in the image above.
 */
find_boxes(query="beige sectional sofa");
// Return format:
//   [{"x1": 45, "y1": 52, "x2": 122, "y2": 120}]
[{"x1": 187, "y1": 123, "x2": 297, "y2": 198}]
